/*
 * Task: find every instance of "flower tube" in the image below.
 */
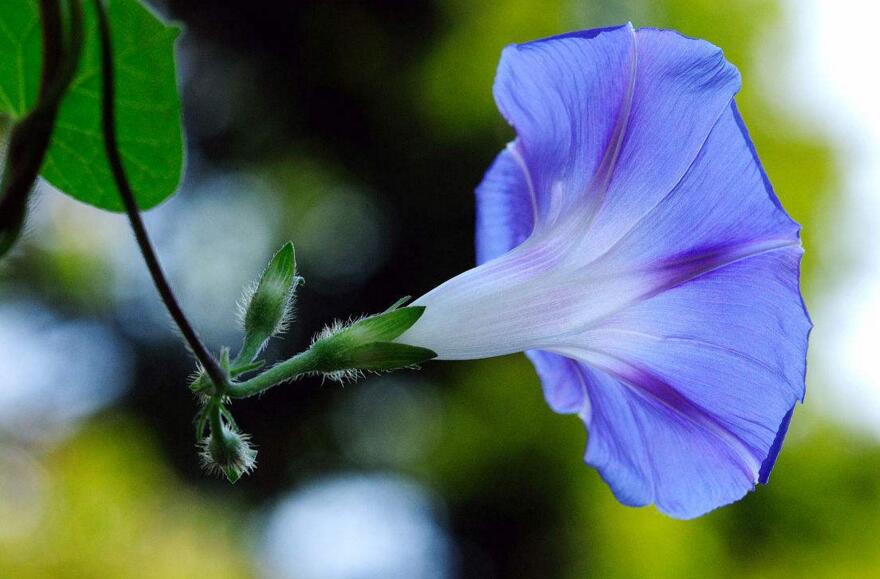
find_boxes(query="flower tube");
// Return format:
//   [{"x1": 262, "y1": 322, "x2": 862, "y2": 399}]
[{"x1": 396, "y1": 24, "x2": 810, "y2": 518}]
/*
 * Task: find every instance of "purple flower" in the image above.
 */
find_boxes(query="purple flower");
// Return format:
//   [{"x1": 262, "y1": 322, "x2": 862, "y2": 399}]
[{"x1": 396, "y1": 23, "x2": 810, "y2": 518}]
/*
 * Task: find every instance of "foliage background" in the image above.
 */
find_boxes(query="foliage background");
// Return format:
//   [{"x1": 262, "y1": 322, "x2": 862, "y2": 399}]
[{"x1": 1, "y1": 0, "x2": 876, "y2": 577}]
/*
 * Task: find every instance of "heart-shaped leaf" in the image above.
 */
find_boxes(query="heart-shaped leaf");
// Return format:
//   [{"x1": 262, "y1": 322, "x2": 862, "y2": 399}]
[{"x1": 0, "y1": 0, "x2": 183, "y2": 211}]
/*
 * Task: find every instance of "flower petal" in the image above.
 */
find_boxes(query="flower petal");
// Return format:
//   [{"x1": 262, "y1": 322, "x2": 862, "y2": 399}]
[
  {"x1": 584, "y1": 102, "x2": 800, "y2": 275},
  {"x1": 525, "y1": 350, "x2": 589, "y2": 416},
  {"x1": 566, "y1": 359, "x2": 763, "y2": 519},
  {"x1": 493, "y1": 24, "x2": 637, "y2": 227},
  {"x1": 545, "y1": 241, "x2": 808, "y2": 517},
  {"x1": 492, "y1": 26, "x2": 742, "y2": 248},
  {"x1": 533, "y1": 98, "x2": 810, "y2": 517},
  {"x1": 473, "y1": 141, "x2": 636, "y2": 417},
  {"x1": 475, "y1": 148, "x2": 535, "y2": 264},
  {"x1": 576, "y1": 29, "x2": 743, "y2": 260},
  {"x1": 402, "y1": 26, "x2": 809, "y2": 518},
  {"x1": 759, "y1": 405, "x2": 795, "y2": 484}
]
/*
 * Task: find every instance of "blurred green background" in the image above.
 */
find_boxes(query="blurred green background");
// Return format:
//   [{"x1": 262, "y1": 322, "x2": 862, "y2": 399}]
[{"x1": 2, "y1": 0, "x2": 877, "y2": 577}]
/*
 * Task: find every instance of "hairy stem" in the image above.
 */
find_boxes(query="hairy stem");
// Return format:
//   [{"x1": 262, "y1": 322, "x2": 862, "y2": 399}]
[
  {"x1": 92, "y1": 0, "x2": 228, "y2": 391},
  {"x1": 228, "y1": 349, "x2": 320, "y2": 398}
]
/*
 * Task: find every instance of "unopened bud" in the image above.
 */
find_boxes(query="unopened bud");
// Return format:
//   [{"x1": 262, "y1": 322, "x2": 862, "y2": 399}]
[
  {"x1": 239, "y1": 242, "x2": 300, "y2": 360},
  {"x1": 199, "y1": 425, "x2": 257, "y2": 484}
]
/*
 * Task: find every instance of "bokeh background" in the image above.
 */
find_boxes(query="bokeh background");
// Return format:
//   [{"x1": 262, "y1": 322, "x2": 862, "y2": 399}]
[{"x1": 1, "y1": 0, "x2": 878, "y2": 577}]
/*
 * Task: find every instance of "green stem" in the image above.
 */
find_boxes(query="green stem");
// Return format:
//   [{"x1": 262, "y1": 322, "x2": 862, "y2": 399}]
[
  {"x1": 228, "y1": 349, "x2": 320, "y2": 399},
  {"x1": 208, "y1": 398, "x2": 224, "y2": 437}
]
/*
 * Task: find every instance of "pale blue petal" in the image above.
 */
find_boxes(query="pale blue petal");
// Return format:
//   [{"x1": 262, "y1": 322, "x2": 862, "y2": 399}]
[
  {"x1": 475, "y1": 148, "x2": 534, "y2": 264},
  {"x1": 525, "y1": 350, "x2": 588, "y2": 415},
  {"x1": 578, "y1": 29, "x2": 743, "y2": 259},
  {"x1": 565, "y1": 246, "x2": 808, "y2": 518},
  {"x1": 490, "y1": 29, "x2": 805, "y2": 516},
  {"x1": 480, "y1": 25, "x2": 634, "y2": 410},
  {"x1": 493, "y1": 24, "x2": 636, "y2": 226},
  {"x1": 566, "y1": 101, "x2": 810, "y2": 508},
  {"x1": 476, "y1": 151, "x2": 590, "y2": 416},
  {"x1": 573, "y1": 359, "x2": 761, "y2": 518},
  {"x1": 585, "y1": 103, "x2": 800, "y2": 275}
]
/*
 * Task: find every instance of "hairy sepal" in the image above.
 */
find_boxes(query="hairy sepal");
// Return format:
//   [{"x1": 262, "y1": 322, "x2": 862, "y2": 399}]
[{"x1": 310, "y1": 305, "x2": 437, "y2": 379}]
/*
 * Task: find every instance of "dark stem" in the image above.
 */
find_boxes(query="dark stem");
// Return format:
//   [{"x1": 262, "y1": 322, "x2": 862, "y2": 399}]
[
  {"x1": 0, "y1": 0, "x2": 68, "y2": 256},
  {"x1": 92, "y1": 0, "x2": 228, "y2": 390},
  {"x1": 38, "y1": 0, "x2": 64, "y2": 98}
]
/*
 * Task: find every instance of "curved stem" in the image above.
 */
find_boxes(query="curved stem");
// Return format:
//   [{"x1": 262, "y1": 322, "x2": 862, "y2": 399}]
[
  {"x1": 0, "y1": 0, "x2": 73, "y2": 257},
  {"x1": 228, "y1": 349, "x2": 320, "y2": 398},
  {"x1": 93, "y1": 0, "x2": 227, "y2": 390}
]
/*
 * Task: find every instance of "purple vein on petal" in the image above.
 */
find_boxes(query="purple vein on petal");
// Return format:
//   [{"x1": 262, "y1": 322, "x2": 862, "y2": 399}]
[
  {"x1": 579, "y1": 350, "x2": 763, "y2": 481},
  {"x1": 647, "y1": 238, "x2": 801, "y2": 298},
  {"x1": 574, "y1": 101, "x2": 735, "y2": 267},
  {"x1": 582, "y1": 327, "x2": 793, "y2": 393},
  {"x1": 502, "y1": 24, "x2": 639, "y2": 238},
  {"x1": 573, "y1": 23, "x2": 639, "y2": 230},
  {"x1": 527, "y1": 238, "x2": 799, "y2": 346}
]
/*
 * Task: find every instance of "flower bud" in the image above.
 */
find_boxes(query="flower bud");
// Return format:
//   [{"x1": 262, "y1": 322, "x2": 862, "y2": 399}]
[
  {"x1": 199, "y1": 425, "x2": 257, "y2": 484},
  {"x1": 239, "y1": 242, "x2": 300, "y2": 360}
]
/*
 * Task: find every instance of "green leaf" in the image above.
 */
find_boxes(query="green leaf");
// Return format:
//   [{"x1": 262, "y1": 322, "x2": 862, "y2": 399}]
[
  {"x1": 0, "y1": 0, "x2": 183, "y2": 211},
  {"x1": 0, "y1": 4, "x2": 42, "y2": 119},
  {"x1": 194, "y1": 404, "x2": 210, "y2": 438}
]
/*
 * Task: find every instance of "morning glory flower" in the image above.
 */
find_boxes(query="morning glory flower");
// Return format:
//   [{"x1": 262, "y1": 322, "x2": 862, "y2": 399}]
[{"x1": 396, "y1": 23, "x2": 810, "y2": 519}]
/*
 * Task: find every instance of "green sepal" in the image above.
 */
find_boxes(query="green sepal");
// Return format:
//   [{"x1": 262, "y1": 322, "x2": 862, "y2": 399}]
[
  {"x1": 224, "y1": 468, "x2": 242, "y2": 484},
  {"x1": 309, "y1": 306, "x2": 434, "y2": 375},
  {"x1": 230, "y1": 359, "x2": 265, "y2": 378},
  {"x1": 199, "y1": 405, "x2": 257, "y2": 483},
  {"x1": 189, "y1": 373, "x2": 210, "y2": 394},
  {"x1": 219, "y1": 347, "x2": 231, "y2": 372},
  {"x1": 337, "y1": 306, "x2": 426, "y2": 344},
  {"x1": 383, "y1": 296, "x2": 412, "y2": 313},
  {"x1": 194, "y1": 404, "x2": 210, "y2": 439},
  {"x1": 330, "y1": 342, "x2": 437, "y2": 372}
]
